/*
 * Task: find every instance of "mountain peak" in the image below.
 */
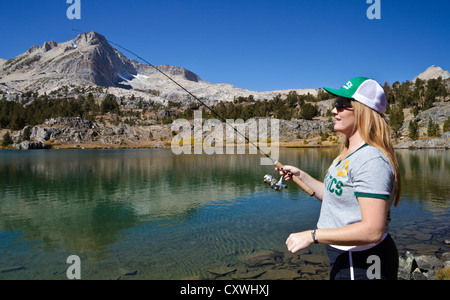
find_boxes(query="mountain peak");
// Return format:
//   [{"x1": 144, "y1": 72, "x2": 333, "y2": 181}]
[
  {"x1": 413, "y1": 65, "x2": 450, "y2": 82},
  {"x1": 73, "y1": 31, "x2": 109, "y2": 47},
  {"x1": 0, "y1": 30, "x2": 139, "y2": 92},
  {"x1": 0, "y1": 31, "x2": 206, "y2": 95},
  {"x1": 0, "y1": 31, "x2": 316, "y2": 103}
]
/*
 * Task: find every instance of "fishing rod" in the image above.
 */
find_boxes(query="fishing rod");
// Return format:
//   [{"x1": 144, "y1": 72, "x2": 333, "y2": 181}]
[{"x1": 71, "y1": 29, "x2": 314, "y2": 196}]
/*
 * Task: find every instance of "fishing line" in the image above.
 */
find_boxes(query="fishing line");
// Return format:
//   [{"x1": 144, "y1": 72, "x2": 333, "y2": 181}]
[
  {"x1": 71, "y1": 29, "x2": 315, "y2": 196},
  {"x1": 71, "y1": 29, "x2": 274, "y2": 163}
]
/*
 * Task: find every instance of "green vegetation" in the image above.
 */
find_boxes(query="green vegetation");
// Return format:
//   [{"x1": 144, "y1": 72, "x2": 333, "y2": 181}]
[
  {"x1": 1, "y1": 131, "x2": 13, "y2": 147},
  {"x1": 436, "y1": 267, "x2": 450, "y2": 280},
  {"x1": 443, "y1": 116, "x2": 450, "y2": 133},
  {"x1": 389, "y1": 105, "x2": 404, "y2": 138},
  {"x1": 198, "y1": 90, "x2": 328, "y2": 121},
  {"x1": 384, "y1": 77, "x2": 448, "y2": 110},
  {"x1": 427, "y1": 119, "x2": 441, "y2": 137},
  {"x1": 100, "y1": 94, "x2": 119, "y2": 114},
  {"x1": 0, "y1": 91, "x2": 159, "y2": 130},
  {"x1": 384, "y1": 77, "x2": 449, "y2": 138},
  {"x1": 0, "y1": 76, "x2": 448, "y2": 144},
  {"x1": 408, "y1": 119, "x2": 419, "y2": 140},
  {"x1": 0, "y1": 93, "x2": 100, "y2": 130}
]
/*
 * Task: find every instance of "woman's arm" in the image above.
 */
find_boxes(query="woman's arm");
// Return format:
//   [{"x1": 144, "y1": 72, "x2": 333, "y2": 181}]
[
  {"x1": 276, "y1": 165, "x2": 324, "y2": 201},
  {"x1": 286, "y1": 196, "x2": 388, "y2": 253}
]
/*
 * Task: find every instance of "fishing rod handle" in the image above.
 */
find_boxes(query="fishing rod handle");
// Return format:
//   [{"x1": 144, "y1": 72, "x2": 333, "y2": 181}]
[{"x1": 273, "y1": 161, "x2": 315, "y2": 196}]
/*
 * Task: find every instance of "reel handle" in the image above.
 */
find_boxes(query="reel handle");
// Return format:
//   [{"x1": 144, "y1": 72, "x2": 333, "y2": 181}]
[{"x1": 273, "y1": 161, "x2": 315, "y2": 196}]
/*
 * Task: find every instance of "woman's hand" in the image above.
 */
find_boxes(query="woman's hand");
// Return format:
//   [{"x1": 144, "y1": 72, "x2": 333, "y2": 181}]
[
  {"x1": 275, "y1": 165, "x2": 301, "y2": 181},
  {"x1": 286, "y1": 231, "x2": 314, "y2": 254}
]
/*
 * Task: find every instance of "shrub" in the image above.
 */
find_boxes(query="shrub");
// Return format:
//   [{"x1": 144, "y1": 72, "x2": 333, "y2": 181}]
[
  {"x1": 300, "y1": 103, "x2": 319, "y2": 120},
  {"x1": 2, "y1": 131, "x2": 13, "y2": 147}
]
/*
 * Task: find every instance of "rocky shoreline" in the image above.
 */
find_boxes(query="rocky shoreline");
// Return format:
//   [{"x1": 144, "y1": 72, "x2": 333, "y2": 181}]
[
  {"x1": 180, "y1": 248, "x2": 450, "y2": 281},
  {"x1": 398, "y1": 251, "x2": 450, "y2": 280},
  {"x1": 2, "y1": 116, "x2": 449, "y2": 150},
  {"x1": 1, "y1": 248, "x2": 448, "y2": 280},
  {"x1": 7, "y1": 117, "x2": 171, "y2": 150},
  {"x1": 394, "y1": 132, "x2": 450, "y2": 149},
  {"x1": 2, "y1": 116, "x2": 333, "y2": 150},
  {"x1": 189, "y1": 220, "x2": 450, "y2": 280}
]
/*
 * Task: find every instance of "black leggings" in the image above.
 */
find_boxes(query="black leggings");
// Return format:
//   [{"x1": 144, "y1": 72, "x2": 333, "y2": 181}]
[{"x1": 326, "y1": 234, "x2": 398, "y2": 280}]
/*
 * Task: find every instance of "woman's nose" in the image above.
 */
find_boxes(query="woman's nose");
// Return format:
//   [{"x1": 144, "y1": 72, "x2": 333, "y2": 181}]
[{"x1": 331, "y1": 107, "x2": 338, "y2": 115}]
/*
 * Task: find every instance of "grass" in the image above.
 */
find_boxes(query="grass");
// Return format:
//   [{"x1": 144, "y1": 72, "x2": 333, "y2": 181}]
[{"x1": 436, "y1": 267, "x2": 450, "y2": 280}]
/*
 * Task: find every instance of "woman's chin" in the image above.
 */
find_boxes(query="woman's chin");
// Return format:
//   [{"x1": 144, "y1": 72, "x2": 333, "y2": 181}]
[
  {"x1": 333, "y1": 123, "x2": 341, "y2": 132},
  {"x1": 333, "y1": 123, "x2": 348, "y2": 135}
]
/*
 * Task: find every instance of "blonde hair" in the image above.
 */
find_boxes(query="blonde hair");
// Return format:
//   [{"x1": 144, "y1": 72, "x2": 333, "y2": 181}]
[{"x1": 337, "y1": 101, "x2": 401, "y2": 207}]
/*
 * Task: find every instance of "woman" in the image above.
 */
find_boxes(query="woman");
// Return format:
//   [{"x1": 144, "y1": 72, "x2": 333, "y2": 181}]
[{"x1": 278, "y1": 77, "x2": 401, "y2": 280}]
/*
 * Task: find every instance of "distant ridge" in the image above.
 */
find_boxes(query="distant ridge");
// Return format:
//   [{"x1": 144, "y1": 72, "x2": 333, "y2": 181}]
[
  {"x1": 0, "y1": 31, "x2": 318, "y2": 104},
  {"x1": 413, "y1": 65, "x2": 450, "y2": 82},
  {"x1": 1, "y1": 31, "x2": 447, "y2": 105}
]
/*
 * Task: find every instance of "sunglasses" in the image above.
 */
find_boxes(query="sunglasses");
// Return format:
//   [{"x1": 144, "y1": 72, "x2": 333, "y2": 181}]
[{"x1": 335, "y1": 101, "x2": 353, "y2": 112}]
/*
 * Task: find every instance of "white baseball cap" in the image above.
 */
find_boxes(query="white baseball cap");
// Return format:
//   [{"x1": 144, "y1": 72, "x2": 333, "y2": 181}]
[{"x1": 324, "y1": 77, "x2": 387, "y2": 114}]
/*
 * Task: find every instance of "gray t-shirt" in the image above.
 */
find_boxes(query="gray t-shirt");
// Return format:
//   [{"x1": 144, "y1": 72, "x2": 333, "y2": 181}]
[{"x1": 317, "y1": 144, "x2": 395, "y2": 231}]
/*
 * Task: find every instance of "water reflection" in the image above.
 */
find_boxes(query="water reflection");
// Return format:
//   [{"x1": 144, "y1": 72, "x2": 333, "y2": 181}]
[
  {"x1": 0, "y1": 150, "x2": 268, "y2": 256},
  {"x1": 396, "y1": 149, "x2": 450, "y2": 208},
  {"x1": 0, "y1": 148, "x2": 448, "y2": 279}
]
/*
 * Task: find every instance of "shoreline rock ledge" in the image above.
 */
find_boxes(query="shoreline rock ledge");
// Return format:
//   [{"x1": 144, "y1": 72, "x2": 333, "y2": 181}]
[
  {"x1": 394, "y1": 132, "x2": 450, "y2": 149},
  {"x1": 398, "y1": 251, "x2": 450, "y2": 280}
]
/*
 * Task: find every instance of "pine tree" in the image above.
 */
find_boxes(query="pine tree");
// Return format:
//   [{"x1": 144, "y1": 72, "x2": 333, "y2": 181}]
[
  {"x1": 22, "y1": 126, "x2": 31, "y2": 141},
  {"x1": 300, "y1": 103, "x2": 319, "y2": 120},
  {"x1": 444, "y1": 117, "x2": 450, "y2": 133},
  {"x1": 2, "y1": 131, "x2": 13, "y2": 147},
  {"x1": 389, "y1": 105, "x2": 404, "y2": 138},
  {"x1": 408, "y1": 120, "x2": 419, "y2": 140},
  {"x1": 427, "y1": 119, "x2": 441, "y2": 137}
]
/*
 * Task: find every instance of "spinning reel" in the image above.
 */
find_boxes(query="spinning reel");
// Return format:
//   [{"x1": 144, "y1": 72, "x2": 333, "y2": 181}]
[{"x1": 263, "y1": 174, "x2": 288, "y2": 191}]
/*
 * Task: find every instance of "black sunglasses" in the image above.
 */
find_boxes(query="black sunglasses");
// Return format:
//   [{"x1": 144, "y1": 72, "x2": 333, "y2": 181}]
[{"x1": 335, "y1": 101, "x2": 353, "y2": 112}]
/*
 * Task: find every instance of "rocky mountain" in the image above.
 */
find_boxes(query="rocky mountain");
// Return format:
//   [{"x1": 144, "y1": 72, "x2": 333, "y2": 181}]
[
  {"x1": 1, "y1": 32, "x2": 131, "y2": 91},
  {"x1": 0, "y1": 31, "x2": 317, "y2": 104},
  {"x1": 1, "y1": 31, "x2": 449, "y2": 150},
  {"x1": 413, "y1": 65, "x2": 450, "y2": 82}
]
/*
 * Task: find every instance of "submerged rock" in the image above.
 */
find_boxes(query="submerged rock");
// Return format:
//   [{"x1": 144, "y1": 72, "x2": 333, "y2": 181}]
[
  {"x1": 240, "y1": 250, "x2": 284, "y2": 267},
  {"x1": 207, "y1": 266, "x2": 236, "y2": 278}
]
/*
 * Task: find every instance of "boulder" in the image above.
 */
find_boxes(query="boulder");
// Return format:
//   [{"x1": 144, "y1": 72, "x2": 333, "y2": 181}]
[
  {"x1": 13, "y1": 140, "x2": 45, "y2": 150},
  {"x1": 398, "y1": 251, "x2": 417, "y2": 280},
  {"x1": 415, "y1": 255, "x2": 444, "y2": 272},
  {"x1": 30, "y1": 126, "x2": 52, "y2": 142},
  {"x1": 398, "y1": 251, "x2": 450, "y2": 280},
  {"x1": 411, "y1": 268, "x2": 428, "y2": 280}
]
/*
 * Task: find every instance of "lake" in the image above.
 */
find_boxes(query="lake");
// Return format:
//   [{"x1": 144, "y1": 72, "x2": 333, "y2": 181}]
[{"x1": 0, "y1": 148, "x2": 448, "y2": 280}]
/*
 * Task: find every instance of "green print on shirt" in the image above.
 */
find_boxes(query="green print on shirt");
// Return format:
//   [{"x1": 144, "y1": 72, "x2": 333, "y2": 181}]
[{"x1": 326, "y1": 173, "x2": 343, "y2": 196}]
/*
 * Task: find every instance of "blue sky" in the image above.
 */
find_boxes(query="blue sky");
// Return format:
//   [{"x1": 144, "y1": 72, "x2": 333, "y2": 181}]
[{"x1": 1, "y1": 0, "x2": 449, "y2": 91}]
